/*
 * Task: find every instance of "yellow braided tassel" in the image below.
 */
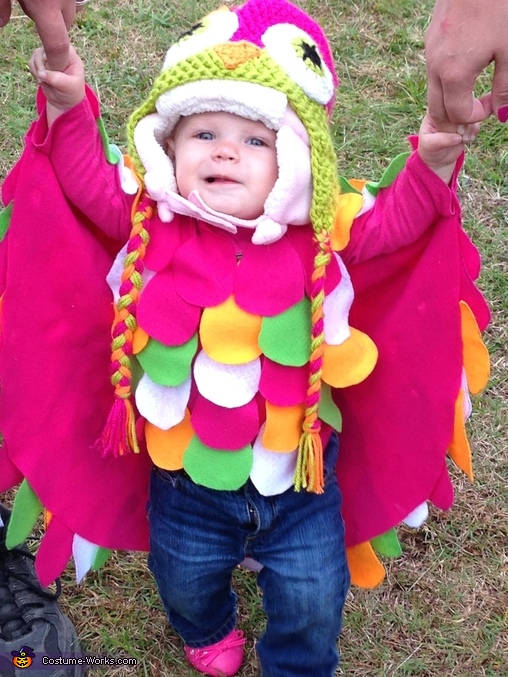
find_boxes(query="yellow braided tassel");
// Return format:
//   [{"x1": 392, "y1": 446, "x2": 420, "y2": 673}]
[{"x1": 295, "y1": 428, "x2": 324, "y2": 493}]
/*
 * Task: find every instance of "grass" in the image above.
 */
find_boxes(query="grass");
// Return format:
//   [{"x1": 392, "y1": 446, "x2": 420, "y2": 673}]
[{"x1": 0, "y1": 0, "x2": 507, "y2": 675}]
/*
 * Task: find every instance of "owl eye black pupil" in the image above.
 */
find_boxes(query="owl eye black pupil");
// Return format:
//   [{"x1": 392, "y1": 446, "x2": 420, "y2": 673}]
[
  {"x1": 179, "y1": 21, "x2": 204, "y2": 40},
  {"x1": 300, "y1": 40, "x2": 322, "y2": 69}
]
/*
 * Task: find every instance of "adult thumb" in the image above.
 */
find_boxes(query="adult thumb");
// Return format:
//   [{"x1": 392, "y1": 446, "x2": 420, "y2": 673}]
[
  {"x1": 0, "y1": 0, "x2": 12, "y2": 27},
  {"x1": 491, "y1": 58, "x2": 508, "y2": 122}
]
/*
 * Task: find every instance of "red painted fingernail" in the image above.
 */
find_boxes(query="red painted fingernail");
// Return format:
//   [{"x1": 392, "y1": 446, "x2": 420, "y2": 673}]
[{"x1": 497, "y1": 106, "x2": 508, "y2": 123}]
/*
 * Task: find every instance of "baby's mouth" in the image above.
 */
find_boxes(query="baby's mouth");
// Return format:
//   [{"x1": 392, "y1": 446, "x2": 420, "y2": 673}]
[{"x1": 205, "y1": 176, "x2": 238, "y2": 184}]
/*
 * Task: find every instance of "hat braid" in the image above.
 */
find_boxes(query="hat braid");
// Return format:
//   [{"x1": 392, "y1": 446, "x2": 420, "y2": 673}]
[
  {"x1": 295, "y1": 228, "x2": 331, "y2": 493},
  {"x1": 95, "y1": 193, "x2": 154, "y2": 457},
  {"x1": 294, "y1": 102, "x2": 337, "y2": 494}
]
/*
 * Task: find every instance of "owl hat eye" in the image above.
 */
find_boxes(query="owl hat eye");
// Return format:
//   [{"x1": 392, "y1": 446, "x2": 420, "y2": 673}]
[
  {"x1": 262, "y1": 23, "x2": 335, "y2": 108},
  {"x1": 128, "y1": 0, "x2": 339, "y2": 244},
  {"x1": 162, "y1": 7, "x2": 240, "y2": 70}
]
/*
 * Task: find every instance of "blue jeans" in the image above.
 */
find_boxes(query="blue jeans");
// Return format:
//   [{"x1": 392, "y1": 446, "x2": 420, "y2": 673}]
[{"x1": 147, "y1": 433, "x2": 350, "y2": 677}]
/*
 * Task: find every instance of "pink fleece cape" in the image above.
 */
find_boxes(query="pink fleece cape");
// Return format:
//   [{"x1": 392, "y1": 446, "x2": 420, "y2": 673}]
[
  {"x1": 0, "y1": 99, "x2": 489, "y2": 582},
  {"x1": 0, "y1": 103, "x2": 151, "y2": 580},
  {"x1": 335, "y1": 210, "x2": 490, "y2": 547}
]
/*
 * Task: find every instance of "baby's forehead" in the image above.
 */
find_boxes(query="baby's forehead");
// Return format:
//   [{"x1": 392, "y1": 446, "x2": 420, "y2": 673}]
[{"x1": 174, "y1": 110, "x2": 276, "y2": 134}]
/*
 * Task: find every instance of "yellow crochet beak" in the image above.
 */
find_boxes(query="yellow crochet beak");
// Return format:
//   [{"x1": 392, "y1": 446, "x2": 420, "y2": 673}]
[{"x1": 214, "y1": 41, "x2": 262, "y2": 70}]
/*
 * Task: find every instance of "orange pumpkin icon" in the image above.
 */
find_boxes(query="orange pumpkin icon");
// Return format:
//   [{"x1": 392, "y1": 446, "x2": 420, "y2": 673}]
[{"x1": 11, "y1": 645, "x2": 34, "y2": 669}]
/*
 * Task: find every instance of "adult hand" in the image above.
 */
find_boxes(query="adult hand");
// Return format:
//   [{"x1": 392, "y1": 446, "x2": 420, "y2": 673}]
[
  {"x1": 0, "y1": 0, "x2": 76, "y2": 71},
  {"x1": 29, "y1": 44, "x2": 85, "y2": 113},
  {"x1": 417, "y1": 113, "x2": 480, "y2": 184},
  {"x1": 425, "y1": 0, "x2": 508, "y2": 126}
]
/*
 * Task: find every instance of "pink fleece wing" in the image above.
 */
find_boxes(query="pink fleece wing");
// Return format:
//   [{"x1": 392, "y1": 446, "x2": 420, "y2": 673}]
[
  {"x1": 34, "y1": 516, "x2": 74, "y2": 588},
  {"x1": 0, "y1": 111, "x2": 150, "y2": 582},
  {"x1": 334, "y1": 215, "x2": 489, "y2": 548}
]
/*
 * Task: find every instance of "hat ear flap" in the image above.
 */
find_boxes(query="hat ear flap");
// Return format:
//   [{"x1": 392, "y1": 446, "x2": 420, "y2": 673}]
[
  {"x1": 264, "y1": 121, "x2": 312, "y2": 226},
  {"x1": 133, "y1": 113, "x2": 177, "y2": 221},
  {"x1": 261, "y1": 106, "x2": 312, "y2": 229}
]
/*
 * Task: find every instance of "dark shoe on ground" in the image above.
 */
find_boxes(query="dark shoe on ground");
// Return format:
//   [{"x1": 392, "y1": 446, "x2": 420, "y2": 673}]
[{"x1": 0, "y1": 504, "x2": 84, "y2": 676}]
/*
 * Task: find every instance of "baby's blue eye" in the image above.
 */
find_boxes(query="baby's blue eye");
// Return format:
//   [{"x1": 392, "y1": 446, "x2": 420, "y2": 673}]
[
  {"x1": 247, "y1": 138, "x2": 266, "y2": 147},
  {"x1": 196, "y1": 132, "x2": 214, "y2": 140}
]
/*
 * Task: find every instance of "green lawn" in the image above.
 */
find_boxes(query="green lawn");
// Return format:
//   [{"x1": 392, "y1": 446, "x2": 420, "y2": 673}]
[{"x1": 0, "y1": 1, "x2": 506, "y2": 675}]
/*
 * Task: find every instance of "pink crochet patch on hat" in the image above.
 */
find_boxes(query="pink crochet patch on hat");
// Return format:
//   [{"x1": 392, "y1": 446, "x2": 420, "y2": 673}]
[{"x1": 231, "y1": 0, "x2": 338, "y2": 113}]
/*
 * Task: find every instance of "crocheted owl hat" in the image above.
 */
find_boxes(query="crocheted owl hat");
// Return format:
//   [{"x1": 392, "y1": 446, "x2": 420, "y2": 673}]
[
  {"x1": 127, "y1": 0, "x2": 339, "y2": 245},
  {"x1": 101, "y1": 0, "x2": 342, "y2": 492}
]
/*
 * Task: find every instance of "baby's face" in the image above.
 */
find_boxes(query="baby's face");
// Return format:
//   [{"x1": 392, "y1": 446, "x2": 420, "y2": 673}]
[{"x1": 167, "y1": 111, "x2": 278, "y2": 220}]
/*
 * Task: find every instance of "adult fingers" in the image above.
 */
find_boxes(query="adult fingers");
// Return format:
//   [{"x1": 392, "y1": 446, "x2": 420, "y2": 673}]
[
  {"x1": 19, "y1": 0, "x2": 76, "y2": 70},
  {"x1": 490, "y1": 57, "x2": 508, "y2": 121},
  {"x1": 439, "y1": 72, "x2": 481, "y2": 125},
  {"x1": 19, "y1": 0, "x2": 75, "y2": 28},
  {"x1": 426, "y1": 67, "x2": 448, "y2": 127},
  {"x1": 32, "y1": 12, "x2": 72, "y2": 71},
  {"x1": 0, "y1": 0, "x2": 12, "y2": 27},
  {"x1": 428, "y1": 75, "x2": 492, "y2": 129},
  {"x1": 477, "y1": 92, "x2": 493, "y2": 120}
]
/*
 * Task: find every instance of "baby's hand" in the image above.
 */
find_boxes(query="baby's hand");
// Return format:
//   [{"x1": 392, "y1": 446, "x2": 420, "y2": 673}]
[
  {"x1": 417, "y1": 113, "x2": 481, "y2": 184},
  {"x1": 29, "y1": 45, "x2": 85, "y2": 124}
]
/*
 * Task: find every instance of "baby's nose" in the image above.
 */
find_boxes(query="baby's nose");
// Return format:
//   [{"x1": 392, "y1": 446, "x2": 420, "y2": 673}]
[{"x1": 213, "y1": 140, "x2": 239, "y2": 160}]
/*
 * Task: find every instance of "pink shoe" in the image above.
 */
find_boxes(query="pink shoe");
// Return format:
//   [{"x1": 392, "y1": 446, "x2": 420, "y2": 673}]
[{"x1": 184, "y1": 628, "x2": 246, "y2": 676}]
